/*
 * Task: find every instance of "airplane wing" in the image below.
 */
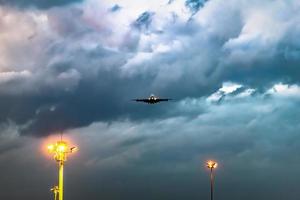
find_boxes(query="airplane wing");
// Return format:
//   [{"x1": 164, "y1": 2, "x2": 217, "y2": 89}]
[
  {"x1": 157, "y1": 98, "x2": 172, "y2": 102},
  {"x1": 132, "y1": 99, "x2": 151, "y2": 103}
]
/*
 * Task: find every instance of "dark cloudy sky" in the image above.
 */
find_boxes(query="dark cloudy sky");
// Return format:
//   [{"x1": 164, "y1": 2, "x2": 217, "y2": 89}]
[{"x1": 1, "y1": 0, "x2": 300, "y2": 199}]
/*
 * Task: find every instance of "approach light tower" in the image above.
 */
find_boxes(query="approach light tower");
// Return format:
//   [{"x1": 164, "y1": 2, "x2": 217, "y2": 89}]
[
  {"x1": 206, "y1": 160, "x2": 218, "y2": 200},
  {"x1": 48, "y1": 140, "x2": 77, "y2": 200}
]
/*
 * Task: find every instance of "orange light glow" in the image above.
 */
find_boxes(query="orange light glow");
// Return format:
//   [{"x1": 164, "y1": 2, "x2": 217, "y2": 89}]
[
  {"x1": 47, "y1": 145, "x2": 54, "y2": 152},
  {"x1": 206, "y1": 160, "x2": 218, "y2": 169},
  {"x1": 57, "y1": 142, "x2": 67, "y2": 153},
  {"x1": 41, "y1": 134, "x2": 77, "y2": 157}
]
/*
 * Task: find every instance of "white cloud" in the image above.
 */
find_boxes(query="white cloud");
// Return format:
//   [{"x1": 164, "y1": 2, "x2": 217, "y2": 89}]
[
  {"x1": 0, "y1": 7, "x2": 54, "y2": 71},
  {"x1": 207, "y1": 82, "x2": 243, "y2": 102},
  {"x1": 0, "y1": 70, "x2": 32, "y2": 84},
  {"x1": 235, "y1": 88, "x2": 255, "y2": 98},
  {"x1": 220, "y1": 82, "x2": 242, "y2": 93},
  {"x1": 267, "y1": 83, "x2": 300, "y2": 98}
]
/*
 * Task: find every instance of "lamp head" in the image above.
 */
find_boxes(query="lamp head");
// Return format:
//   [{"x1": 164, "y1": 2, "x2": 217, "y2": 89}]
[
  {"x1": 206, "y1": 160, "x2": 218, "y2": 169},
  {"x1": 47, "y1": 140, "x2": 78, "y2": 162},
  {"x1": 47, "y1": 144, "x2": 54, "y2": 153},
  {"x1": 57, "y1": 141, "x2": 67, "y2": 153},
  {"x1": 70, "y1": 146, "x2": 78, "y2": 153}
]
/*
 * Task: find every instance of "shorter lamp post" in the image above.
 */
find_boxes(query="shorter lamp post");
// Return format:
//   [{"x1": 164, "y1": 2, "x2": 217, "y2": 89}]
[{"x1": 206, "y1": 160, "x2": 218, "y2": 200}]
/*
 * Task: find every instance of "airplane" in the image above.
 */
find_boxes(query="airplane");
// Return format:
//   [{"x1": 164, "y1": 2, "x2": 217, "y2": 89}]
[{"x1": 133, "y1": 94, "x2": 172, "y2": 104}]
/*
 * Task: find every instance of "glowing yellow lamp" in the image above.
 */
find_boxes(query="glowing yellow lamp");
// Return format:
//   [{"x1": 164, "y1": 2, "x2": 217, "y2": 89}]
[{"x1": 206, "y1": 160, "x2": 218, "y2": 169}]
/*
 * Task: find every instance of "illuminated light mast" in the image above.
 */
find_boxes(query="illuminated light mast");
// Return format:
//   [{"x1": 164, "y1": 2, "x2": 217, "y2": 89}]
[
  {"x1": 47, "y1": 139, "x2": 77, "y2": 200},
  {"x1": 206, "y1": 160, "x2": 218, "y2": 200}
]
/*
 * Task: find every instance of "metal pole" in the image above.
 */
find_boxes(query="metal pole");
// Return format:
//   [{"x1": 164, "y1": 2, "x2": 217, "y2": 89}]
[
  {"x1": 210, "y1": 168, "x2": 214, "y2": 200},
  {"x1": 59, "y1": 161, "x2": 64, "y2": 200}
]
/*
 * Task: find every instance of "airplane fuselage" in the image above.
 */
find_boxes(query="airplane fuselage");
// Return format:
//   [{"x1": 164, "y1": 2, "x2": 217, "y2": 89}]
[{"x1": 133, "y1": 94, "x2": 171, "y2": 104}]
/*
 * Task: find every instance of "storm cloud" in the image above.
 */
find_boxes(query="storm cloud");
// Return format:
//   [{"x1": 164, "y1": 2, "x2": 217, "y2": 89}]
[
  {"x1": 1, "y1": 1, "x2": 300, "y2": 199},
  {"x1": 0, "y1": 0, "x2": 299, "y2": 136}
]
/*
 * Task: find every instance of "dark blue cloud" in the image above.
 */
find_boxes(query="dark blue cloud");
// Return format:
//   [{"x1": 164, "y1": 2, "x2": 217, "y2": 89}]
[
  {"x1": 2, "y1": 95, "x2": 300, "y2": 200},
  {"x1": 133, "y1": 11, "x2": 155, "y2": 31},
  {"x1": 185, "y1": 0, "x2": 208, "y2": 15},
  {"x1": 110, "y1": 4, "x2": 122, "y2": 12}
]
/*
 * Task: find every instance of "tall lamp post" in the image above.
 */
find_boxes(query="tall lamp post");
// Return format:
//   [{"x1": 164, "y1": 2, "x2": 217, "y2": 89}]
[
  {"x1": 206, "y1": 160, "x2": 218, "y2": 200},
  {"x1": 48, "y1": 140, "x2": 77, "y2": 200}
]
